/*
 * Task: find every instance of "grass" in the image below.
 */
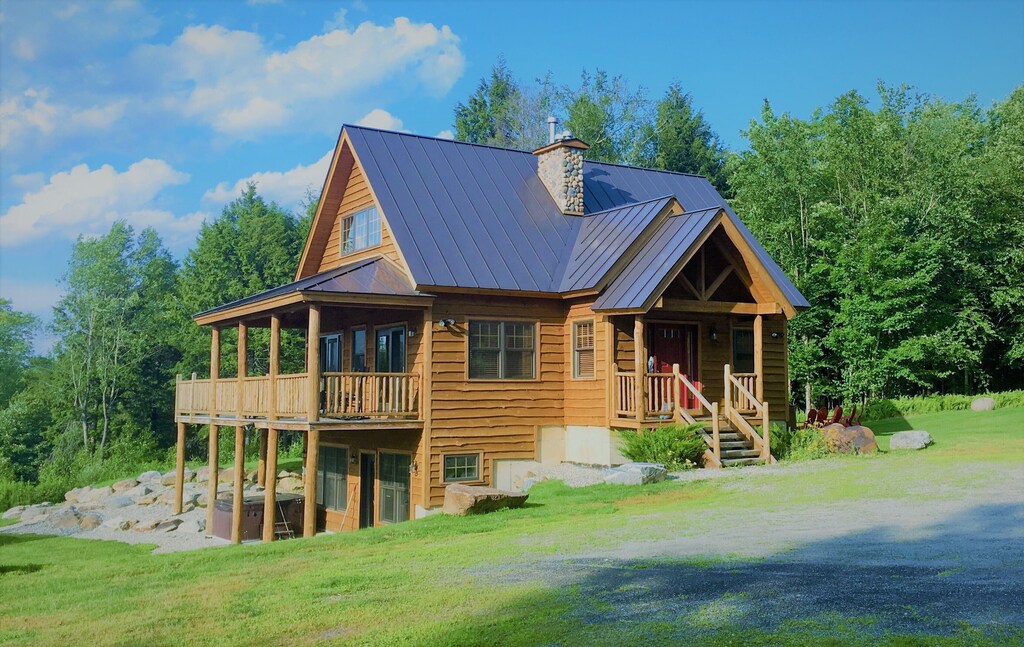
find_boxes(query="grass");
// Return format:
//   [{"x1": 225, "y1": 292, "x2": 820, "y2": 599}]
[{"x1": 1, "y1": 408, "x2": 1021, "y2": 646}]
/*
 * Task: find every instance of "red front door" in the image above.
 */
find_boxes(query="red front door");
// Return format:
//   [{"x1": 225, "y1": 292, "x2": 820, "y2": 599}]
[{"x1": 648, "y1": 324, "x2": 700, "y2": 409}]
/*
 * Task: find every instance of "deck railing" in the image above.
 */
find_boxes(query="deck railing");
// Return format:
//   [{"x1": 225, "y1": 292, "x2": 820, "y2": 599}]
[
  {"x1": 724, "y1": 364, "x2": 771, "y2": 462},
  {"x1": 729, "y1": 372, "x2": 759, "y2": 412},
  {"x1": 174, "y1": 370, "x2": 420, "y2": 421}
]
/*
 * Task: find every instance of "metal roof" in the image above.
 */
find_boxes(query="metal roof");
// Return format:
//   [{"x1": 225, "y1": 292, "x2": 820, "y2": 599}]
[
  {"x1": 196, "y1": 256, "x2": 425, "y2": 318},
  {"x1": 558, "y1": 196, "x2": 674, "y2": 293},
  {"x1": 593, "y1": 208, "x2": 722, "y2": 311},
  {"x1": 326, "y1": 126, "x2": 808, "y2": 308}
]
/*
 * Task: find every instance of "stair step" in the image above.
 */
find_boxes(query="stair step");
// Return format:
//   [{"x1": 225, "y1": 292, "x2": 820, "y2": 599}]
[
  {"x1": 720, "y1": 449, "x2": 762, "y2": 459},
  {"x1": 718, "y1": 441, "x2": 753, "y2": 449},
  {"x1": 721, "y1": 457, "x2": 766, "y2": 466}
]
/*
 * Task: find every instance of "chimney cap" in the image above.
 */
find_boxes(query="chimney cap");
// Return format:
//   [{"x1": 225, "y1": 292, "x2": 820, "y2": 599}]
[{"x1": 531, "y1": 136, "x2": 590, "y2": 156}]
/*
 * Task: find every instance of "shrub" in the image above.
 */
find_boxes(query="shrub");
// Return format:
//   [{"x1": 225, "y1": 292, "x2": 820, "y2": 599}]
[
  {"x1": 862, "y1": 389, "x2": 1024, "y2": 421},
  {"x1": 619, "y1": 423, "x2": 706, "y2": 470},
  {"x1": 771, "y1": 423, "x2": 827, "y2": 462},
  {"x1": 0, "y1": 479, "x2": 38, "y2": 512}
]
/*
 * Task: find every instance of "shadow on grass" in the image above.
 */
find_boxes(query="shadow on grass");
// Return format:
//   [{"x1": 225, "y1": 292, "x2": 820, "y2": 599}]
[
  {"x1": 392, "y1": 502, "x2": 1024, "y2": 645},
  {"x1": 0, "y1": 532, "x2": 53, "y2": 548},
  {"x1": 0, "y1": 563, "x2": 42, "y2": 575}
]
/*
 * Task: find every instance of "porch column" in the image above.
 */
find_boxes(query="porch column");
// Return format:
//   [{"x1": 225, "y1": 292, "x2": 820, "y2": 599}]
[
  {"x1": 210, "y1": 327, "x2": 220, "y2": 417},
  {"x1": 269, "y1": 314, "x2": 281, "y2": 420},
  {"x1": 303, "y1": 427, "x2": 320, "y2": 538},
  {"x1": 261, "y1": 426, "x2": 279, "y2": 542},
  {"x1": 753, "y1": 315, "x2": 764, "y2": 402},
  {"x1": 237, "y1": 322, "x2": 247, "y2": 419},
  {"x1": 173, "y1": 422, "x2": 185, "y2": 514},
  {"x1": 307, "y1": 305, "x2": 321, "y2": 423},
  {"x1": 231, "y1": 425, "x2": 245, "y2": 544},
  {"x1": 634, "y1": 317, "x2": 646, "y2": 423},
  {"x1": 205, "y1": 424, "x2": 219, "y2": 538},
  {"x1": 257, "y1": 431, "x2": 267, "y2": 488}
]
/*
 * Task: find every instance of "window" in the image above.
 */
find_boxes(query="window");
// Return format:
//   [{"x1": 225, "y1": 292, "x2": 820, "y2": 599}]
[
  {"x1": 573, "y1": 320, "x2": 595, "y2": 379},
  {"x1": 319, "y1": 333, "x2": 341, "y2": 373},
  {"x1": 732, "y1": 327, "x2": 755, "y2": 373},
  {"x1": 375, "y1": 326, "x2": 406, "y2": 373},
  {"x1": 469, "y1": 320, "x2": 535, "y2": 379},
  {"x1": 340, "y1": 206, "x2": 382, "y2": 255},
  {"x1": 351, "y1": 328, "x2": 367, "y2": 372},
  {"x1": 316, "y1": 446, "x2": 348, "y2": 511},
  {"x1": 378, "y1": 452, "x2": 410, "y2": 524},
  {"x1": 443, "y1": 454, "x2": 480, "y2": 482}
]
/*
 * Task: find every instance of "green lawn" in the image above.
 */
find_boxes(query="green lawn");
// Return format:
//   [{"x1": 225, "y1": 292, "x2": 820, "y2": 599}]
[{"x1": 1, "y1": 409, "x2": 1021, "y2": 646}]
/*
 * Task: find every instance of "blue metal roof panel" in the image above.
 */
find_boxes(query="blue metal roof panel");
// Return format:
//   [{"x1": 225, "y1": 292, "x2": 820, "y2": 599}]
[
  {"x1": 558, "y1": 196, "x2": 673, "y2": 293},
  {"x1": 593, "y1": 208, "x2": 721, "y2": 311}
]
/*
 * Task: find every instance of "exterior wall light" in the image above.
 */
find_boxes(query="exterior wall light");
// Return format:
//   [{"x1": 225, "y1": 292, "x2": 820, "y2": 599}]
[{"x1": 709, "y1": 325, "x2": 718, "y2": 342}]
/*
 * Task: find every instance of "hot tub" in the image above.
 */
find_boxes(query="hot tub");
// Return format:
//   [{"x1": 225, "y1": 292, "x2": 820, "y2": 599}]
[{"x1": 211, "y1": 493, "x2": 304, "y2": 541}]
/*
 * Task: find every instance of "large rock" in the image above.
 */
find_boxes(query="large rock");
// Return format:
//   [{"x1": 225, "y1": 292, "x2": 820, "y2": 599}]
[
  {"x1": 195, "y1": 466, "x2": 214, "y2": 483},
  {"x1": 821, "y1": 424, "x2": 878, "y2": 455},
  {"x1": 19, "y1": 504, "x2": 53, "y2": 523},
  {"x1": 442, "y1": 484, "x2": 528, "y2": 516},
  {"x1": 889, "y1": 430, "x2": 934, "y2": 451},
  {"x1": 111, "y1": 478, "x2": 138, "y2": 493},
  {"x1": 603, "y1": 462, "x2": 667, "y2": 486},
  {"x1": 124, "y1": 484, "x2": 153, "y2": 499},
  {"x1": 177, "y1": 519, "x2": 205, "y2": 534},
  {"x1": 971, "y1": 397, "x2": 996, "y2": 412},
  {"x1": 154, "y1": 518, "x2": 183, "y2": 532},
  {"x1": 50, "y1": 507, "x2": 82, "y2": 529},
  {"x1": 64, "y1": 486, "x2": 89, "y2": 504},
  {"x1": 2, "y1": 505, "x2": 27, "y2": 520},
  {"x1": 106, "y1": 495, "x2": 135, "y2": 509},
  {"x1": 82, "y1": 486, "x2": 113, "y2": 502},
  {"x1": 137, "y1": 470, "x2": 162, "y2": 483},
  {"x1": 79, "y1": 513, "x2": 102, "y2": 530},
  {"x1": 218, "y1": 467, "x2": 256, "y2": 484},
  {"x1": 277, "y1": 476, "x2": 304, "y2": 494}
]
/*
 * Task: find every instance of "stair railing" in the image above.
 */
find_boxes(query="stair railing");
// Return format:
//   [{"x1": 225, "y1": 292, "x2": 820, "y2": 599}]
[
  {"x1": 724, "y1": 364, "x2": 772, "y2": 462},
  {"x1": 672, "y1": 364, "x2": 722, "y2": 468}
]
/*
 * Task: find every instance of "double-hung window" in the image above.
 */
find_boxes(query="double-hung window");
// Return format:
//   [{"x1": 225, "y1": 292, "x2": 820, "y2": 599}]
[
  {"x1": 340, "y1": 206, "x2": 381, "y2": 255},
  {"x1": 469, "y1": 320, "x2": 535, "y2": 379},
  {"x1": 573, "y1": 320, "x2": 595, "y2": 379},
  {"x1": 443, "y1": 454, "x2": 480, "y2": 482}
]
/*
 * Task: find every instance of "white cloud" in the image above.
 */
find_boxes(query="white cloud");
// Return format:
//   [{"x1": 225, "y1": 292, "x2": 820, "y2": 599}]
[
  {"x1": 0, "y1": 159, "x2": 201, "y2": 248},
  {"x1": 203, "y1": 150, "x2": 333, "y2": 208},
  {"x1": 356, "y1": 108, "x2": 404, "y2": 131},
  {"x1": 0, "y1": 88, "x2": 126, "y2": 150},
  {"x1": 0, "y1": 278, "x2": 64, "y2": 318},
  {"x1": 435, "y1": 129, "x2": 454, "y2": 140},
  {"x1": 139, "y1": 17, "x2": 464, "y2": 137}
]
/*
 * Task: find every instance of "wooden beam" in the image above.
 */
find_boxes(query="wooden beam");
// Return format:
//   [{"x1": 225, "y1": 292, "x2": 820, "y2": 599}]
[
  {"x1": 634, "y1": 317, "x2": 646, "y2": 423},
  {"x1": 257, "y1": 430, "x2": 267, "y2": 488},
  {"x1": 656, "y1": 299, "x2": 782, "y2": 315},
  {"x1": 231, "y1": 425, "x2": 244, "y2": 544},
  {"x1": 173, "y1": 422, "x2": 185, "y2": 514},
  {"x1": 754, "y1": 314, "x2": 764, "y2": 401},
  {"x1": 303, "y1": 428, "x2": 320, "y2": 538},
  {"x1": 262, "y1": 427, "x2": 279, "y2": 542},
  {"x1": 307, "y1": 305, "x2": 321, "y2": 423},
  {"x1": 205, "y1": 424, "x2": 219, "y2": 538},
  {"x1": 269, "y1": 314, "x2": 280, "y2": 420},
  {"x1": 237, "y1": 322, "x2": 247, "y2": 419},
  {"x1": 704, "y1": 266, "x2": 734, "y2": 301},
  {"x1": 718, "y1": 216, "x2": 797, "y2": 318},
  {"x1": 210, "y1": 327, "x2": 220, "y2": 416},
  {"x1": 678, "y1": 274, "x2": 701, "y2": 300}
]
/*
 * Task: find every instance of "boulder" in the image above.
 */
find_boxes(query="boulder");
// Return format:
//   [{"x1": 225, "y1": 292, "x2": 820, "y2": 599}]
[
  {"x1": 278, "y1": 470, "x2": 301, "y2": 480},
  {"x1": 196, "y1": 466, "x2": 213, "y2": 483},
  {"x1": 137, "y1": 470, "x2": 162, "y2": 482},
  {"x1": 125, "y1": 484, "x2": 153, "y2": 499},
  {"x1": 20, "y1": 505, "x2": 52, "y2": 523},
  {"x1": 133, "y1": 519, "x2": 160, "y2": 532},
  {"x1": 277, "y1": 476, "x2": 304, "y2": 494},
  {"x1": 442, "y1": 484, "x2": 528, "y2": 516},
  {"x1": 218, "y1": 467, "x2": 256, "y2": 484},
  {"x1": 106, "y1": 495, "x2": 134, "y2": 509},
  {"x1": 64, "y1": 486, "x2": 89, "y2": 503},
  {"x1": 160, "y1": 471, "x2": 176, "y2": 486},
  {"x1": 50, "y1": 507, "x2": 82, "y2": 529},
  {"x1": 79, "y1": 513, "x2": 102, "y2": 530},
  {"x1": 603, "y1": 462, "x2": 667, "y2": 486},
  {"x1": 889, "y1": 430, "x2": 934, "y2": 451},
  {"x1": 177, "y1": 519, "x2": 205, "y2": 534},
  {"x1": 821, "y1": 424, "x2": 878, "y2": 455},
  {"x1": 82, "y1": 486, "x2": 113, "y2": 502},
  {"x1": 971, "y1": 397, "x2": 996, "y2": 412},
  {"x1": 111, "y1": 478, "x2": 138, "y2": 493},
  {"x1": 154, "y1": 519, "x2": 183, "y2": 532},
  {"x1": 135, "y1": 494, "x2": 160, "y2": 506},
  {"x1": 2, "y1": 505, "x2": 27, "y2": 520}
]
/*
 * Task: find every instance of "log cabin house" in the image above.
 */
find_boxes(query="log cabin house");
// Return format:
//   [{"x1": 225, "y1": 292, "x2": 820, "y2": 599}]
[{"x1": 171, "y1": 124, "x2": 809, "y2": 543}]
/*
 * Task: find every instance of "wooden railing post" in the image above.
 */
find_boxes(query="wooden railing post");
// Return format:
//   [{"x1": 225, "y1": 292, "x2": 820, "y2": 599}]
[
  {"x1": 754, "y1": 314, "x2": 764, "y2": 402},
  {"x1": 762, "y1": 402, "x2": 771, "y2": 461},
  {"x1": 175, "y1": 374, "x2": 182, "y2": 416},
  {"x1": 634, "y1": 317, "x2": 646, "y2": 423},
  {"x1": 190, "y1": 373, "x2": 197, "y2": 416},
  {"x1": 723, "y1": 364, "x2": 731, "y2": 419},
  {"x1": 307, "y1": 305, "x2": 321, "y2": 423},
  {"x1": 237, "y1": 322, "x2": 247, "y2": 419},
  {"x1": 269, "y1": 314, "x2": 280, "y2": 420},
  {"x1": 210, "y1": 327, "x2": 220, "y2": 418},
  {"x1": 711, "y1": 402, "x2": 721, "y2": 464},
  {"x1": 672, "y1": 363, "x2": 682, "y2": 423}
]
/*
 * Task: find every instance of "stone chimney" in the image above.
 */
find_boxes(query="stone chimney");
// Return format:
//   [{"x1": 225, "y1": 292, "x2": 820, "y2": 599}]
[{"x1": 533, "y1": 124, "x2": 589, "y2": 216}]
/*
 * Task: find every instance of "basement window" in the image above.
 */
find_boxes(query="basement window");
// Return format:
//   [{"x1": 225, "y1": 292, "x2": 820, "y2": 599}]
[
  {"x1": 443, "y1": 454, "x2": 480, "y2": 482},
  {"x1": 340, "y1": 206, "x2": 382, "y2": 255}
]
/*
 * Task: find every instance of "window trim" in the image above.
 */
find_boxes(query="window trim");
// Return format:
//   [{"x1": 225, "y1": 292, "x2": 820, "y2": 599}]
[
  {"x1": 467, "y1": 319, "x2": 539, "y2": 381},
  {"x1": 339, "y1": 205, "x2": 382, "y2": 256},
  {"x1": 441, "y1": 452, "x2": 483, "y2": 484},
  {"x1": 572, "y1": 318, "x2": 596, "y2": 380}
]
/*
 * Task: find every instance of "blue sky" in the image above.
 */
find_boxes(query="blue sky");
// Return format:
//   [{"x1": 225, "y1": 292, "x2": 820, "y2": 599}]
[{"x1": 1, "y1": 0, "x2": 1022, "y2": 350}]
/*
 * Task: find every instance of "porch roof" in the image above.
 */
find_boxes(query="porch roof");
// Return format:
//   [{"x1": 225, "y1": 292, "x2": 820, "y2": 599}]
[{"x1": 194, "y1": 256, "x2": 431, "y2": 324}]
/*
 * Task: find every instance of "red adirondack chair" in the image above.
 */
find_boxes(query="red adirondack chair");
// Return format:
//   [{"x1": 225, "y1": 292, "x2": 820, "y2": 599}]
[
  {"x1": 827, "y1": 406, "x2": 843, "y2": 425},
  {"x1": 817, "y1": 407, "x2": 828, "y2": 424},
  {"x1": 802, "y1": 408, "x2": 819, "y2": 428},
  {"x1": 841, "y1": 405, "x2": 858, "y2": 427}
]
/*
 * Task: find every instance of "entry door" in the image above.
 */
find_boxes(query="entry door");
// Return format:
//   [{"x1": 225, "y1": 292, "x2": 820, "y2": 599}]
[
  {"x1": 649, "y1": 324, "x2": 700, "y2": 407},
  {"x1": 378, "y1": 452, "x2": 411, "y2": 524},
  {"x1": 375, "y1": 326, "x2": 406, "y2": 373},
  {"x1": 319, "y1": 334, "x2": 341, "y2": 373},
  {"x1": 359, "y1": 453, "x2": 375, "y2": 529}
]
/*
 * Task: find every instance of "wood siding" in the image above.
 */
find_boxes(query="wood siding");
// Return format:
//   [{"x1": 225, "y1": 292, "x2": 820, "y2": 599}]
[
  {"x1": 427, "y1": 295, "x2": 565, "y2": 506},
  {"x1": 564, "y1": 300, "x2": 608, "y2": 427},
  {"x1": 318, "y1": 158, "x2": 402, "y2": 273}
]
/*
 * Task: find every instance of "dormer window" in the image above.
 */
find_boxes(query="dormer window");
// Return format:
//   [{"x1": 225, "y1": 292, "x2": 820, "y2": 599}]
[{"x1": 341, "y1": 206, "x2": 381, "y2": 255}]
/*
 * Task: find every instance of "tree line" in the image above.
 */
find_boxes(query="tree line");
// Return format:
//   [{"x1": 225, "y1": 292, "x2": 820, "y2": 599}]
[{"x1": 1, "y1": 62, "x2": 1021, "y2": 499}]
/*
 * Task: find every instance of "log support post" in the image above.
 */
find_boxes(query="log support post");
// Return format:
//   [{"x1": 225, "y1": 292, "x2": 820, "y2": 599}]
[
  {"x1": 262, "y1": 427, "x2": 279, "y2": 542},
  {"x1": 269, "y1": 314, "x2": 281, "y2": 420},
  {"x1": 257, "y1": 431, "x2": 267, "y2": 487},
  {"x1": 231, "y1": 425, "x2": 245, "y2": 544},
  {"x1": 210, "y1": 327, "x2": 221, "y2": 417},
  {"x1": 205, "y1": 424, "x2": 219, "y2": 537},
  {"x1": 634, "y1": 316, "x2": 646, "y2": 423},
  {"x1": 754, "y1": 315, "x2": 764, "y2": 402},
  {"x1": 303, "y1": 427, "x2": 320, "y2": 538},
  {"x1": 173, "y1": 422, "x2": 186, "y2": 514},
  {"x1": 307, "y1": 305, "x2": 321, "y2": 423},
  {"x1": 237, "y1": 322, "x2": 247, "y2": 418}
]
